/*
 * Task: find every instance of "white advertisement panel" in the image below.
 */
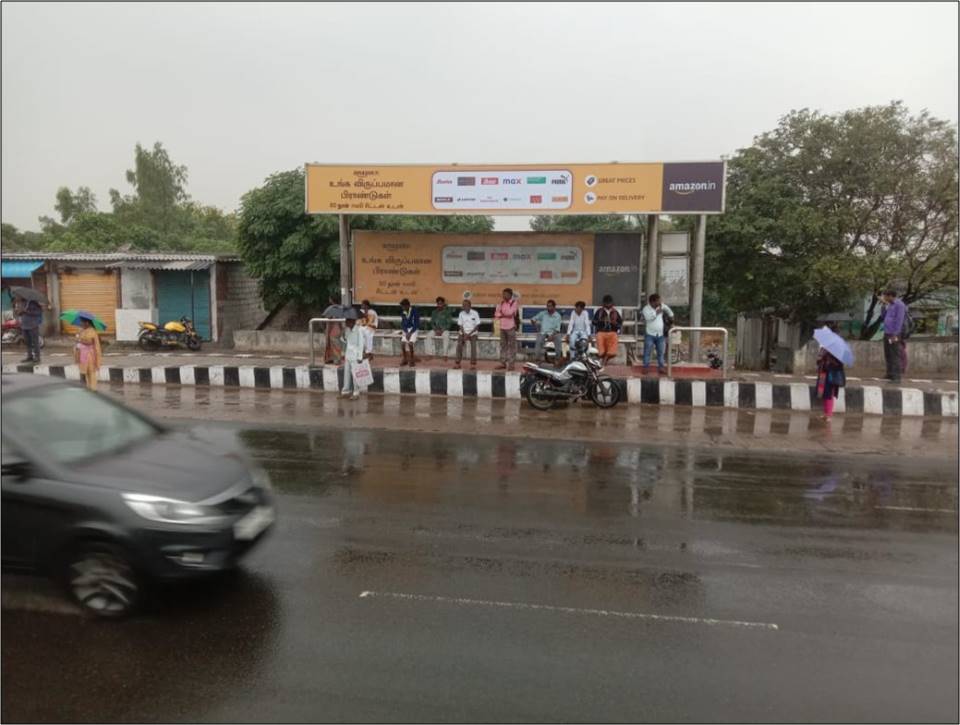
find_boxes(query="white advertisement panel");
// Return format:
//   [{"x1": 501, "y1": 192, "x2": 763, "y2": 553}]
[
  {"x1": 442, "y1": 246, "x2": 583, "y2": 285},
  {"x1": 660, "y1": 256, "x2": 689, "y2": 306},
  {"x1": 431, "y1": 169, "x2": 573, "y2": 211}
]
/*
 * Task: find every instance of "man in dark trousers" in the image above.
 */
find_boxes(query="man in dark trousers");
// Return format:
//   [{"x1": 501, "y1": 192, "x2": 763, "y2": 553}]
[
  {"x1": 16, "y1": 296, "x2": 43, "y2": 365},
  {"x1": 880, "y1": 289, "x2": 907, "y2": 384}
]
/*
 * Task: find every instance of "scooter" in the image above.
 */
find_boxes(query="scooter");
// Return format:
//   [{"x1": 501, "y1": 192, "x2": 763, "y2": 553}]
[
  {"x1": 138, "y1": 316, "x2": 202, "y2": 351},
  {"x1": 522, "y1": 338, "x2": 621, "y2": 410},
  {"x1": 1, "y1": 314, "x2": 45, "y2": 349}
]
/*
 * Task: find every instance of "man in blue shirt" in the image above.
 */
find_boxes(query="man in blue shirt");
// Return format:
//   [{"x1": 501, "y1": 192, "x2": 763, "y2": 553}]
[
  {"x1": 532, "y1": 299, "x2": 564, "y2": 364},
  {"x1": 399, "y1": 298, "x2": 420, "y2": 367},
  {"x1": 880, "y1": 289, "x2": 907, "y2": 384}
]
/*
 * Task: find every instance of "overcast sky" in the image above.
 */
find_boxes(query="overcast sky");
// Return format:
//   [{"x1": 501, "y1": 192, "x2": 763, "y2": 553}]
[{"x1": 2, "y1": 2, "x2": 957, "y2": 232}]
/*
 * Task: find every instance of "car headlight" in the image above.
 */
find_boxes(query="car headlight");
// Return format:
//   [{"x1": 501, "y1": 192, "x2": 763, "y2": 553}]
[
  {"x1": 250, "y1": 465, "x2": 272, "y2": 491},
  {"x1": 122, "y1": 493, "x2": 225, "y2": 525}
]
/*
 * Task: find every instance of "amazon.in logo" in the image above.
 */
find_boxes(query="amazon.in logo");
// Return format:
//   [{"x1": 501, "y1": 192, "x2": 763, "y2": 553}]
[{"x1": 669, "y1": 181, "x2": 718, "y2": 196}]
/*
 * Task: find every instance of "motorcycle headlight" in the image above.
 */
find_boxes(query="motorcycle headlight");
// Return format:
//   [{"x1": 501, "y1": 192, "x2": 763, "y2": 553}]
[{"x1": 122, "y1": 493, "x2": 224, "y2": 525}]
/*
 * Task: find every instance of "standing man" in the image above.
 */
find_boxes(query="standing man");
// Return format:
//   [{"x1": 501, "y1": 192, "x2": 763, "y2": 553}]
[
  {"x1": 341, "y1": 310, "x2": 372, "y2": 400},
  {"x1": 494, "y1": 288, "x2": 519, "y2": 371},
  {"x1": 880, "y1": 289, "x2": 908, "y2": 384},
  {"x1": 592, "y1": 294, "x2": 622, "y2": 366},
  {"x1": 399, "y1": 298, "x2": 420, "y2": 367},
  {"x1": 641, "y1": 293, "x2": 674, "y2": 374},
  {"x1": 321, "y1": 294, "x2": 344, "y2": 365},
  {"x1": 532, "y1": 299, "x2": 564, "y2": 364},
  {"x1": 566, "y1": 301, "x2": 591, "y2": 356},
  {"x1": 428, "y1": 296, "x2": 454, "y2": 362},
  {"x1": 17, "y1": 295, "x2": 43, "y2": 365},
  {"x1": 359, "y1": 300, "x2": 378, "y2": 363},
  {"x1": 454, "y1": 298, "x2": 481, "y2": 369}
]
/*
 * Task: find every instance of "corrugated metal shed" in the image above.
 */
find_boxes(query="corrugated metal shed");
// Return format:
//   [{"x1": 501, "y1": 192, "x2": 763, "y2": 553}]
[
  {"x1": 1, "y1": 252, "x2": 239, "y2": 263},
  {"x1": 105, "y1": 260, "x2": 212, "y2": 271}
]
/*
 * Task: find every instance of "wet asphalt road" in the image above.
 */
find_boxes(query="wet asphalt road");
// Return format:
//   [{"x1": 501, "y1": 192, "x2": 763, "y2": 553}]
[{"x1": 2, "y1": 422, "x2": 958, "y2": 723}]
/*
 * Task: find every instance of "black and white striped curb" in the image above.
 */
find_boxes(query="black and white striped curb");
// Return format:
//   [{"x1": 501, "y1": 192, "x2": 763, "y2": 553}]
[{"x1": 3, "y1": 363, "x2": 956, "y2": 417}]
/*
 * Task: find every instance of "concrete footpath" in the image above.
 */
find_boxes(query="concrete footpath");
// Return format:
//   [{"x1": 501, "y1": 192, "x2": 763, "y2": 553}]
[{"x1": 3, "y1": 349, "x2": 957, "y2": 418}]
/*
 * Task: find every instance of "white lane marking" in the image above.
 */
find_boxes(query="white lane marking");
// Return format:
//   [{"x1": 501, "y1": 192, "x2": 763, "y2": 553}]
[
  {"x1": 415, "y1": 368, "x2": 431, "y2": 395},
  {"x1": 269, "y1": 366, "x2": 284, "y2": 389},
  {"x1": 505, "y1": 372, "x2": 521, "y2": 399},
  {"x1": 942, "y1": 393, "x2": 958, "y2": 418},
  {"x1": 383, "y1": 368, "x2": 401, "y2": 394},
  {"x1": 862, "y1": 385, "x2": 884, "y2": 415},
  {"x1": 754, "y1": 382, "x2": 772, "y2": 410},
  {"x1": 322, "y1": 365, "x2": 338, "y2": 391},
  {"x1": 900, "y1": 388, "x2": 924, "y2": 416},
  {"x1": 691, "y1": 381, "x2": 706, "y2": 407},
  {"x1": 477, "y1": 370, "x2": 493, "y2": 398},
  {"x1": 724, "y1": 381, "x2": 739, "y2": 409},
  {"x1": 238, "y1": 365, "x2": 257, "y2": 388},
  {"x1": 789, "y1": 382, "x2": 810, "y2": 411},
  {"x1": 358, "y1": 591, "x2": 779, "y2": 631},
  {"x1": 180, "y1": 365, "x2": 196, "y2": 386},
  {"x1": 658, "y1": 378, "x2": 675, "y2": 405},
  {"x1": 877, "y1": 506, "x2": 957, "y2": 514},
  {"x1": 626, "y1": 378, "x2": 643, "y2": 404},
  {"x1": 152, "y1": 366, "x2": 166, "y2": 385},
  {"x1": 447, "y1": 369, "x2": 463, "y2": 397}
]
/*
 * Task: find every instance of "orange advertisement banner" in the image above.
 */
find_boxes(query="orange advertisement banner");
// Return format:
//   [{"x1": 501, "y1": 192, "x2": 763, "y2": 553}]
[
  {"x1": 353, "y1": 231, "x2": 596, "y2": 306},
  {"x1": 306, "y1": 162, "x2": 728, "y2": 215}
]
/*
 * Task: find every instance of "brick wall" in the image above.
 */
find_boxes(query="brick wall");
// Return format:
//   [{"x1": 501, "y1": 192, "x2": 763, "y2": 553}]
[{"x1": 218, "y1": 263, "x2": 268, "y2": 344}]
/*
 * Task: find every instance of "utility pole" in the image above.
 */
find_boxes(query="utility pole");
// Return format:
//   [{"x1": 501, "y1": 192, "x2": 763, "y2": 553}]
[
  {"x1": 690, "y1": 214, "x2": 707, "y2": 360},
  {"x1": 338, "y1": 214, "x2": 352, "y2": 306},
  {"x1": 644, "y1": 214, "x2": 659, "y2": 300}
]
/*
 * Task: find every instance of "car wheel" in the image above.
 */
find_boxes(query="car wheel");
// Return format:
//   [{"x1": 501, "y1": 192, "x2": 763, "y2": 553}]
[{"x1": 64, "y1": 543, "x2": 141, "y2": 619}]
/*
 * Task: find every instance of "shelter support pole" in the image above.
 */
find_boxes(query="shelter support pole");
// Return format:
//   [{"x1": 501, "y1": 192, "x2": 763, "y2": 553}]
[
  {"x1": 339, "y1": 214, "x2": 352, "y2": 307},
  {"x1": 644, "y1": 215, "x2": 659, "y2": 300},
  {"x1": 690, "y1": 214, "x2": 707, "y2": 361}
]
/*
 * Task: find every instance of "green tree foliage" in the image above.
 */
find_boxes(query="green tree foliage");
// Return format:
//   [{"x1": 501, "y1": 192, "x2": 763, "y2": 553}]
[
  {"x1": 2, "y1": 142, "x2": 237, "y2": 254},
  {"x1": 530, "y1": 214, "x2": 641, "y2": 232},
  {"x1": 237, "y1": 168, "x2": 494, "y2": 310},
  {"x1": 1, "y1": 223, "x2": 48, "y2": 252},
  {"x1": 705, "y1": 102, "x2": 958, "y2": 335}
]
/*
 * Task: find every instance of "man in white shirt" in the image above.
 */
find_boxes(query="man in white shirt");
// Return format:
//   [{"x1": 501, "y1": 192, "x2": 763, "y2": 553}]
[
  {"x1": 641, "y1": 293, "x2": 674, "y2": 373},
  {"x1": 566, "y1": 300, "x2": 592, "y2": 357},
  {"x1": 454, "y1": 299, "x2": 481, "y2": 369},
  {"x1": 341, "y1": 311, "x2": 373, "y2": 400}
]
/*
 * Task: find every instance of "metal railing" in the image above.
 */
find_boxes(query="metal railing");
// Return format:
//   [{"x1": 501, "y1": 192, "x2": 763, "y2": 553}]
[{"x1": 666, "y1": 326, "x2": 730, "y2": 378}]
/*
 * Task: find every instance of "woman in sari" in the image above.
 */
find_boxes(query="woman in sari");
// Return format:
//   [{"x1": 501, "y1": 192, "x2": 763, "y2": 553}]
[{"x1": 74, "y1": 317, "x2": 102, "y2": 390}]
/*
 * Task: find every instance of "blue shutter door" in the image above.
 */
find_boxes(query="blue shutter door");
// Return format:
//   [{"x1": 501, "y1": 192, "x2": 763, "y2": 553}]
[{"x1": 156, "y1": 270, "x2": 211, "y2": 340}]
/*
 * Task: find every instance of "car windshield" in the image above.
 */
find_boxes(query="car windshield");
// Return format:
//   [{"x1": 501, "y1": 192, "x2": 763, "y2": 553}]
[{"x1": 3, "y1": 385, "x2": 158, "y2": 464}]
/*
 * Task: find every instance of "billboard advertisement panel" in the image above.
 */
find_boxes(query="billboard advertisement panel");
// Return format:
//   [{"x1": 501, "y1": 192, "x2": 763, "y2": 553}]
[{"x1": 307, "y1": 162, "x2": 725, "y2": 215}]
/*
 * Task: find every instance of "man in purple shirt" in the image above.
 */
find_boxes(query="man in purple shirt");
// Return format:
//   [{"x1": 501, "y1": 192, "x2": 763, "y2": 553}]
[{"x1": 880, "y1": 289, "x2": 907, "y2": 383}]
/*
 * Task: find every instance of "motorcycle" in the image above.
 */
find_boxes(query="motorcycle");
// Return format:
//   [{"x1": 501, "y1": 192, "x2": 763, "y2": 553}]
[
  {"x1": 1, "y1": 314, "x2": 45, "y2": 349},
  {"x1": 138, "y1": 316, "x2": 202, "y2": 351},
  {"x1": 522, "y1": 338, "x2": 621, "y2": 410}
]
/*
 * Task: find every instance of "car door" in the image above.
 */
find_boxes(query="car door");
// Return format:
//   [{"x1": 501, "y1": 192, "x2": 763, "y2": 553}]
[{"x1": 1, "y1": 436, "x2": 39, "y2": 570}]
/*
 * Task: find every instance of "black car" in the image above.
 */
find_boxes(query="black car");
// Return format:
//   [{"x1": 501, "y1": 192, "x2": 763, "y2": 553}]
[{"x1": 1, "y1": 373, "x2": 274, "y2": 618}]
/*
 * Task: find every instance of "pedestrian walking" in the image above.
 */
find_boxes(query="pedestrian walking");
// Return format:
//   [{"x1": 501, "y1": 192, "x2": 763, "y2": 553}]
[
  {"x1": 566, "y1": 301, "x2": 591, "y2": 356},
  {"x1": 532, "y1": 299, "x2": 564, "y2": 364},
  {"x1": 494, "y1": 288, "x2": 519, "y2": 370},
  {"x1": 341, "y1": 310, "x2": 373, "y2": 400},
  {"x1": 428, "y1": 296, "x2": 454, "y2": 361},
  {"x1": 16, "y1": 296, "x2": 43, "y2": 364},
  {"x1": 321, "y1": 294, "x2": 344, "y2": 365},
  {"x1": 73, "y1": 316, "x2": 103, "y2": 391},
  {"x1": 359, "y1": 300, "x2": 378, "y2": 362},
  {"x1": 592, "y1": 294, "x2": 622, "y2": 366},
  {"x1": 399, "y1": 298, "x2": 420, "y2": 367},
  {"x1": 454, "y1": 298, "x2": 481, "y2": 369},
  {"x1": 641, "y1": 293, "x2": 674, "y2": 373},
  {"x1": 880, "y1": 289, "x2": 908, "y2": 383}
]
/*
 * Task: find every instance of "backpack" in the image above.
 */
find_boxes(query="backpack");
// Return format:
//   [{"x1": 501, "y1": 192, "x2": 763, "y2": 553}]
[{"x1": 901, "y1": 310, "x2": 916, "y2": 340}]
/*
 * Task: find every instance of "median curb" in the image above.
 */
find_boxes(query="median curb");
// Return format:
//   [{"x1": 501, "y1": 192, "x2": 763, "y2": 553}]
[{"x1": 3, "y1": 363, "x2": 956, "y2": 418}]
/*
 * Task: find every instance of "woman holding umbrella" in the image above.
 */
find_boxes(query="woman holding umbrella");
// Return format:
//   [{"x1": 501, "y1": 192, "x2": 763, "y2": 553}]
[
  {"x1": 61, "y1": 310, "x2": 106, "y2": 391},
  {"x1": 814, "y1": 322, "x2": 853, "y2": 422}
]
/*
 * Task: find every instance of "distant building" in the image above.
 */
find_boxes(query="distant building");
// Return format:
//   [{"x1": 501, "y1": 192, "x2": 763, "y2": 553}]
[{"x1": 0, "y1": 252, "x2": 267, "y2": 343}]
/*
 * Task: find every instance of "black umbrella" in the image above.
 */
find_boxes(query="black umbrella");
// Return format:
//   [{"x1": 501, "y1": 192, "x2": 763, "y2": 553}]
[{"x1": 8, "y1": 286, "x2": 48, "y2": 305}]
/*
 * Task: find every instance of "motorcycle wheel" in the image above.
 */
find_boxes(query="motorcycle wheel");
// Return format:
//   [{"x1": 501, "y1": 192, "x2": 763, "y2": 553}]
[
  {"x1": 139, "y1": 334, "x2": 161, "y2": 351},
  {"x1": 590, "y1": 377, "x2": 621, "y2": 408},
  {"x1": 186, "y1": 336, "x2": 202, "y2": 351},
  {"x1": 526, "y1": 379, "x2": 557, "y2": 411}
]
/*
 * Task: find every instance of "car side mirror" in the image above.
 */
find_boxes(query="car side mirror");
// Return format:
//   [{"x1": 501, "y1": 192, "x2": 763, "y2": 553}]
[{"x1": 1, "y1": 458, "x2": 31, "y2": 480}]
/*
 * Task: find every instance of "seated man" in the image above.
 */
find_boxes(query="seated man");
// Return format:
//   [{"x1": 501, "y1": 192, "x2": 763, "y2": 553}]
[{"x1": 532, "y1": 299, "x2": 564, "y2": 364}]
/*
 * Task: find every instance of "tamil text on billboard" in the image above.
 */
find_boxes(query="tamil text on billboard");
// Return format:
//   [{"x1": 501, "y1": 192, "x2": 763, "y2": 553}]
[{"x1": 308, "y1": 162, "x2": 725, "y2": 215}]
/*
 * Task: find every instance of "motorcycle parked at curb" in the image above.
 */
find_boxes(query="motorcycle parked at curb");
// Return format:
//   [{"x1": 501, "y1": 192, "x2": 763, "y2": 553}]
[
  {"x1": 522, "y1": 338, "x2": 621, "y2": 410},
  {"x1": 138, "y1": 316, "x2": 202, "y2": 351}
]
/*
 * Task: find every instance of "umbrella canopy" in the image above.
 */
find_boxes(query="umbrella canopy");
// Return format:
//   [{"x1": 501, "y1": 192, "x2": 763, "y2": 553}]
[
  {"x1": 59, "y1": 309, "x2": 108, "y2": 331},
  {"x1": 7, "y1": 286, "x2": 48, "y2": 306},
  {"x1": 814, "y1": 326, "x2": 854, "y2": 367}
]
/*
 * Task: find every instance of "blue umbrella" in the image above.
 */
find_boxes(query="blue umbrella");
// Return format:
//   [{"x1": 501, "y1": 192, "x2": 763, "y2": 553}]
[{"x1": 814, "y1": 326, "x2": 854, "y2": 367}]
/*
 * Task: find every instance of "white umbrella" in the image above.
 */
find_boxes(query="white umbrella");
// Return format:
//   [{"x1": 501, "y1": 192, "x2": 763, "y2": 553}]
[{"x1": 813, "y1": 326, "x2": 854, "y2": 367}]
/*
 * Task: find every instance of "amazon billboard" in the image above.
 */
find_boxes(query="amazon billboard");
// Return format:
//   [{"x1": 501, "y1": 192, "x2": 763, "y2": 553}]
[{"x1": 306, "y1": 161, "x2": 725, "y2": 216}]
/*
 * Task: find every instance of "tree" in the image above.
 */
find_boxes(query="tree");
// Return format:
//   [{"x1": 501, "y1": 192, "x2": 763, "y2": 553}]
[
  {"x1": 530, "y1": 214, "x2": 641, "y2": 232},
  {"x1": 1, "y1": 223, "x2": 49, "y2": 252},
  {"x1": 54, "y1": 186, "x2": 98, "y2": 224},
  {"x1": 237, "y1": 168, "x2": 494, "y2": 311},
  {"x1": 110, "y1": 141, "x2": 190, "y2": 234},
  {"x1": 703, "y1": 102, "x2": 958, "y2": 334}
]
